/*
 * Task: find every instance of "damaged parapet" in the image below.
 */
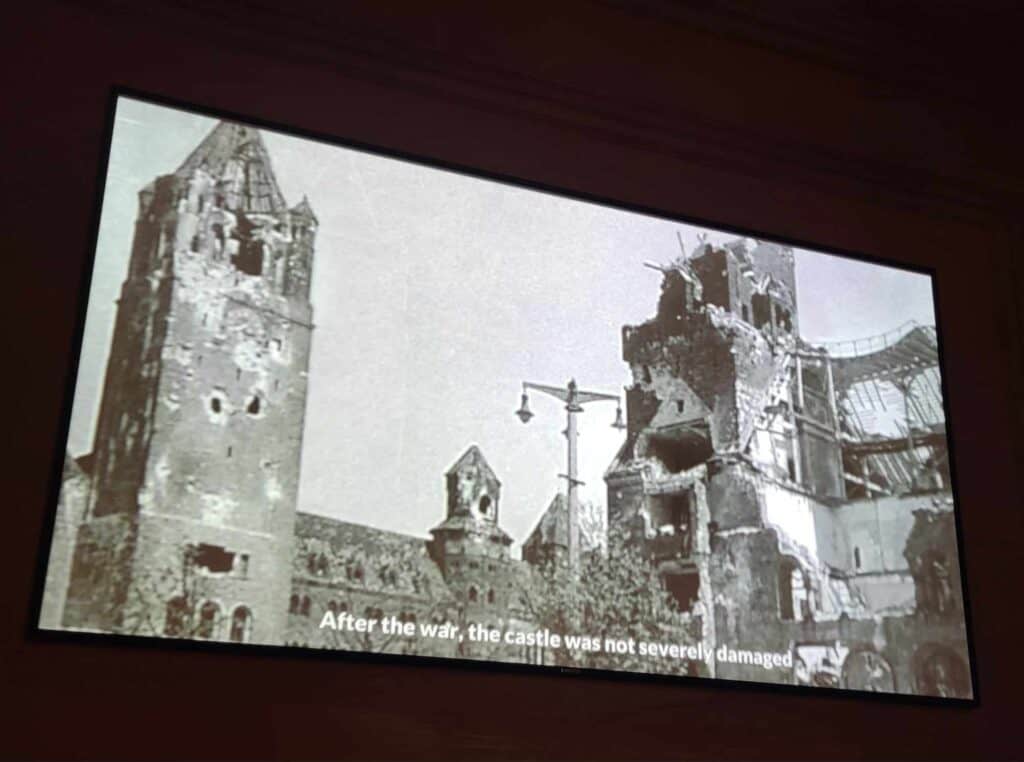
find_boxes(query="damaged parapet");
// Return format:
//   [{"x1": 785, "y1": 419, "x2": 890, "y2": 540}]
[
  {"x1": 62, "y1": 120, "x2": 318, "y2": 644},
  {"x1": 605, "y1": 236, "x2": 967, "y2": 694}
]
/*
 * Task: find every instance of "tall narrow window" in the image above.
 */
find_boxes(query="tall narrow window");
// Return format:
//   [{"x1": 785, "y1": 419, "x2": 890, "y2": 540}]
[
  {"x1": 198, "y1": 601, "x2": 219, "y2": 639},
  {"x1": 778, "y1": 559, "x2": 799, "y2": 621},
  {"x1": 229, "y1": 606, "x2": 252, "y2": 643}
]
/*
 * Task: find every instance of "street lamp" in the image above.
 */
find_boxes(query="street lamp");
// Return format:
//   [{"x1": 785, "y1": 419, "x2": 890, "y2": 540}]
[{"x1": 516, "y1": 379, "x2": 626, "y2": 573}]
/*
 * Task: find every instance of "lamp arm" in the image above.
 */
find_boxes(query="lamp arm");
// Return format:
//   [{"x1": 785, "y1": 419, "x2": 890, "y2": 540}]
[
  {"x1": 522, "y1": 381, "x2": 571, "y2": 403},
  {"x1": 523, "y1": 381, "x2": 620, "y2": 406}
]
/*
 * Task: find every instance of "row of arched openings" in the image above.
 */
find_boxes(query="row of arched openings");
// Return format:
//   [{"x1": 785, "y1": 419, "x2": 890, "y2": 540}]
[
  {"x1": 289, "y1": 594, "x2": 418, "y2": 625},
  {"x1": 164, "y1": 598, "x2": 252, "y2": 643},
  {"x1": 467, "y1": 586, "x2": 496, "y2": 604}
]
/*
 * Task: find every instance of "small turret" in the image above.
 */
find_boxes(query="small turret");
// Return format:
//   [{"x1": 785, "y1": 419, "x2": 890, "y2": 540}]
[{"x1": 429, "y1": 446, "x2": 512, "y2": 612}]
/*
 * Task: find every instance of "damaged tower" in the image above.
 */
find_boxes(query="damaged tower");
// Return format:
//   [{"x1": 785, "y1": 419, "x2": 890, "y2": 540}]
[
  {"x1": 62, "y1": 121, "x2": 318, "y2": 645},
  {"x1": 606, "y1": 238, "x2": 971, "y2": 696}
]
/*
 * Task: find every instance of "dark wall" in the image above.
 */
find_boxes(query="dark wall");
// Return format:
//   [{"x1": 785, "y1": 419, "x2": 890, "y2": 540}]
[{"x1": 5, "y1": 1, "x2": 1023, "y2": 759}]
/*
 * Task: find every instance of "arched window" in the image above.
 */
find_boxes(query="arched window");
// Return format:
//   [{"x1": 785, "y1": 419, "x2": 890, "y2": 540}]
[
  {"x1": 487, "y1": 589, "x2": 496, "y2": 604},
  {"x1": 479, "y1": 495, "x2": 492, "y2": 516},
  {"x1": 327, "y1": 601, "x2": 337, "y2": 614},
  {"x1": 919, "y1": 550, "x2": 955, "y2": 617},
  {"x1": 246, "y1": 396, "x2": 261, "y2": 416},
  {"x1": 288, "y1": 594, "x2": 300, "y2": 614},
  {"x1": 337, "y1": 601, "x2": 348, "y2": 614},
  {"x1": 468, "y1": 586, "x2": 478, "y2": 603},
  {"x1": 229, "y1": 606, "x2": 252, "y2": 643},
  {"x1": 300, "y1": 595, "x2": 311, "y2": 616},
  {"x1": 915, "y1": 646, "x2": 970, "y2": 698},
  {"x1": 842, "y1": 650, "x2": 895, "y2": 693},
  {"x1": 198, "y1": 601, "x2": 220, "y2": 639},
  {"x1": 164, "y1": 596, "x2": 189, "y2": 637},
  {"x1": 306, "y1": 553, "x2": 317, "y2": 574}
]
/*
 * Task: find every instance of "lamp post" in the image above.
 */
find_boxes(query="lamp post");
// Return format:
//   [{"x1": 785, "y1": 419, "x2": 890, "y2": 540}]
[{"x1": 516, "y1": 379, "x2": 626, "y2": 573}]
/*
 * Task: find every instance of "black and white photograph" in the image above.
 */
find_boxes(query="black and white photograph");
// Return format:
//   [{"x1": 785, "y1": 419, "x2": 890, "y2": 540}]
[{"x1": 38, "y1": 93, "x2": 973, "y2": 700}]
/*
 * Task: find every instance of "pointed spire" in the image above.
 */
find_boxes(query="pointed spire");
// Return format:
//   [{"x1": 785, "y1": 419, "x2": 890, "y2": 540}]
[
  {"x1": 291, "y1": 193, "x2": 318, "y2": 224},
  {"x1": 527, "y1": 493, "x2": 569, "y2": 548},
  {"x1": 176, "y1": 120, "x2": 287, "y2": 214}
]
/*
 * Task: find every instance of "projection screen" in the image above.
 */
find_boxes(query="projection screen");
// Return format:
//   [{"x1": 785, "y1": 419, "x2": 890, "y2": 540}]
[{"x1": 37, "y1": 92, "x2": 976, "y2": 701}]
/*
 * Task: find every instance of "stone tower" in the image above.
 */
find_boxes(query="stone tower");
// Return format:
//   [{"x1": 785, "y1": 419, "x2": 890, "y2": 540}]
[
  {"x1": 62, "y1": 120, "x2": 317, "y2": 645},
  {"x1": 429, "y1": 445, "x2": 513, "y2": 615}
]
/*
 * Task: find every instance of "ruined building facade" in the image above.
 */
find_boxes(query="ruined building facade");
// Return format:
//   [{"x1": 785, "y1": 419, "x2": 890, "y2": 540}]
[
  {"x1": 606, "y1": 239, "x2": 971, "y2": 696},
  {"x1": 41, "y1": 118, "x2": 971, "y2": 697}
]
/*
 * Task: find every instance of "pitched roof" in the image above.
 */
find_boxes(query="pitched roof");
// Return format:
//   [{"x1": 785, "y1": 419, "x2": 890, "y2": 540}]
[
  {"x1": 175, "y1": 120, "x2": 287, "y2": 214},
  {"x1": 524, "y1": 493, "x2": 569, "y2": 549},
  {"x1": 429, "y1": 514, "x2": 514, "y2": 546},
  {"x1": 293, "y1": 512, "x2": 452, "y2": 603},
  {"x1": 445, "y1": 444, "x2": 500, "y2": 484}
]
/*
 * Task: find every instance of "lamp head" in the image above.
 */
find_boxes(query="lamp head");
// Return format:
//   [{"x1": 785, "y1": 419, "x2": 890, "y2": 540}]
[{"x1": 515, "y1": 393, "x2": 534, "y2": 423}]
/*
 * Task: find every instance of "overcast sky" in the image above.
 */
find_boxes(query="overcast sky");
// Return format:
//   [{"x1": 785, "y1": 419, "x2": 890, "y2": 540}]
[{"x1": 67, "y1": 97, "x2": 938, "y2": 551}]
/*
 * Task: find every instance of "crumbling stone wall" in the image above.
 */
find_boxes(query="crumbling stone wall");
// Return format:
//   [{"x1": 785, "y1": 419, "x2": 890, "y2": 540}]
[{"x1": 622, "y1": 314, "x2": 739, "y2": 453}]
